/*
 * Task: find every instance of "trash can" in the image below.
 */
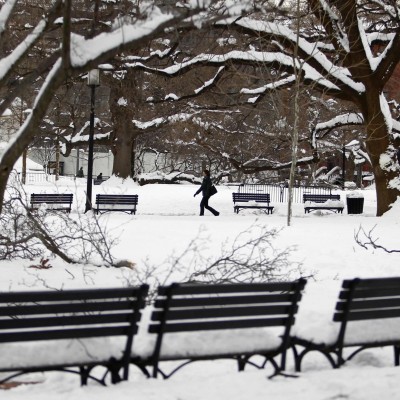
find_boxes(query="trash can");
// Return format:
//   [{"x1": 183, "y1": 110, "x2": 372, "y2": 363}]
[{"x1": 346, "y1": 192, "x2": 364, "y2": 214}]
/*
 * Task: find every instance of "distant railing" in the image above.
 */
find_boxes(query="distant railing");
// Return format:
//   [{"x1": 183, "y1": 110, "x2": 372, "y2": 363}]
[
  {"x1": 17, "y1": 172, "x2": 110, "y2": 184},
  {"x1": 235, "y1": 183, "x2": 334, "y2": 203}
]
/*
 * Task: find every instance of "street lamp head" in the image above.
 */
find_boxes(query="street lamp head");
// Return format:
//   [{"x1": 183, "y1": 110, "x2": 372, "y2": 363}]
[{"x1": 87, "y1": 69, "x2": 100, "y2": 86}]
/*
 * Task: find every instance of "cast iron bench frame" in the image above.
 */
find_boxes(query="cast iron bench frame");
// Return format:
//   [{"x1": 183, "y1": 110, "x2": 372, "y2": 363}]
[
  {"x1": 232, "y1": 193, "x2": 274, "y2": 214},
  {"x1": 30, "y1": 193, "x2": 73, "y2": 213},
  {"x1": 292, "y1": 277, "x2": 400, "y2": 370},
  {"x1": 140, "y1": 279, "x2": 306, "y2": 379},
  {"x1": 303, "y1": 193, "x2": 344, "y2": 214},
  {"x1": 95, "y1": 194, "x2": 138, "y2": 215},
  {"x1": 0, "y1": 285, "x2": 149, "y2": 386}
]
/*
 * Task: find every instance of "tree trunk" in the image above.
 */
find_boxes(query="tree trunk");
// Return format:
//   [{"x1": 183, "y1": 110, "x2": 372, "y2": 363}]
[
  {"x1": 363, "y1": 97, "x2": 399, "y2": 216},
  {"x1": 22, "y1": 149, "x2": 27, "y2": 184},
  {"x1": 108, "y1": 70, "x2": 144, "y2": 179},
  {"x1": 55, "y1": 140, "x2": 60, "y2": 180},
  {"x1": 111, "y1": 129, "x2": 135, "y2": 178}
]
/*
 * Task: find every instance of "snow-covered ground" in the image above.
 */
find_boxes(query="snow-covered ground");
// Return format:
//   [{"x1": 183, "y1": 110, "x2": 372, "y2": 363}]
[{"x1": 1, "y1": 176, "x2": 400, "y2": 399}]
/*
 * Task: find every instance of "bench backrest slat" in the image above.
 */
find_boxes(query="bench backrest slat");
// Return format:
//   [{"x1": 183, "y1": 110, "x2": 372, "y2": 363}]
[
  {"x1": 31, "y1": 194, "x2": 73, "y2": 201},
  {"x1": 0, "y1": 326, "x2": 137, "y2": 343},
  {"x1": 0, "y1": 287, "x2": 142, "y2": 302},
  {"x1": 151, "y1": 304, "x2": 298, "y2": 322},
  {"x1": 96, "y1": 195, "x2": 138, "y2": 203},
  {"x1": 335, "y1": 297, "x2": 400, "y2": 312},
  {"x1": 154, "y1": 293, "x2": 296, "y2": 308},
  {"x1": 232, "y1": 193, "x2": 271, "y2": 203},
  {"x1": 156, "y1": 281, "x2": 296, "y2": 295},
  {"x1": 341, "y1": 277, "x2": 400, "y2": 289},
  {"x1": 303, "y1": 194, "x2": 340, "y2": 203},
  {"x1": 334, "y1": 278, "x2": 400, "y2": 323},
  {"x1": 0, "y1": 313, "x2": 138, "y2": 330},
  {"x1": 0, "y1": 300, "x2": 135, "y2": 316},
  {"x1": 338, "y1": 287, "x2": 400, "y2": 300},
  {"x1": 0, "y1": 285, "x2": 148, "y2": 343}
]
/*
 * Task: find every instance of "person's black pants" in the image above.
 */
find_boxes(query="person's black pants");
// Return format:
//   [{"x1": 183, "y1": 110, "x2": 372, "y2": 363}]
[{"x1": 200, "y1": 196, "x2": 219, "y2": 216}]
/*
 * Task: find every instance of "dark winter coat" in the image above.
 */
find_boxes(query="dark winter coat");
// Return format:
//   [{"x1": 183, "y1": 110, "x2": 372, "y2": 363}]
[{"x1": 195, "y1": 176, "x2": 212, "y2": 197}]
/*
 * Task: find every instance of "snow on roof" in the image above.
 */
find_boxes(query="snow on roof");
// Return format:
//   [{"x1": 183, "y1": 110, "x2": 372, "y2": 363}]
[{"x1": 13, "y1": 156, "x2": 44, "y2": 172}]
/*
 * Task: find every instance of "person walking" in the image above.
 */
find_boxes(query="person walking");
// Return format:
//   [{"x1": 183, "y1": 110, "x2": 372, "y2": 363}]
[{"x1": 194, "y1": 169, "x2": 219, "y2": 216}]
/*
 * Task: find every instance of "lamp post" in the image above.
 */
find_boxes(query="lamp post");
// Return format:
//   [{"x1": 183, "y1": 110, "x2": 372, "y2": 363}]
[
  {"x1": 342, "y1": 144, "x2": 346, "y2": 190},
  {"x1": 85, "y1": 69, "x2": 100, "y2": 213}
]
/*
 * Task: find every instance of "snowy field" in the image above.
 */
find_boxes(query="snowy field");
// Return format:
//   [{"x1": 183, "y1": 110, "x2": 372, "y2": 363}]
[{"x1": 2, "y1": 176, "x2": 400, "y2": 399}]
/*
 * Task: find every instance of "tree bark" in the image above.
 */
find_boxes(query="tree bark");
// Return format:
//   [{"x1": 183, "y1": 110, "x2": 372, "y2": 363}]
[
  {"x1": 111, "y1": 129, "x2": 135, "y2": 178},
  {"x1": 108, "y1": 70, "x2": 144, "y2": 179}
]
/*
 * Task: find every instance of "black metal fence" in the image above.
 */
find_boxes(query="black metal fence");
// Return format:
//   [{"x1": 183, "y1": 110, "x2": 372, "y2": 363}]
[
  {"x1": 235, "y1": 183, "x2": 334, "y2": 203},
  {"x1": 16, "y1": 172, "x2": 110, "y2": 184}
]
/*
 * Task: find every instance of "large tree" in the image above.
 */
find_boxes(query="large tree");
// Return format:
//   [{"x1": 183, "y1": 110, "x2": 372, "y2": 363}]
[{"x1": 225, "y1": 0, "x2": 400, "y2": 216}]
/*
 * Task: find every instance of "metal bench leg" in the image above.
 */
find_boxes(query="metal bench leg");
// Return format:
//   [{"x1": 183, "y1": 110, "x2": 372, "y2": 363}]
[
  {"x1": 80, "y1": 366, "x2": 90, "y2": 386},
  {"x1": 237, "y1": 355, "x2": 249, "y2": 371},
  {"x1": 394, "y1": 346, "x2": 400, "y2": 366}
]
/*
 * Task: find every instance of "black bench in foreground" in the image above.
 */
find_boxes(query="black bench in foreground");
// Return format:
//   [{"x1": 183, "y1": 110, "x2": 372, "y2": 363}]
[
  {"x1": 30, "y1": 193, "x2": 73, "y2": 213},
  {"x1": 0, "y1": 285, "x2": 149, "y2": 386},
  {"x1": 139, "y1": 279, "x2": 306, "y2": 379},
  {"x1": 95, "y1": 194, "x2": 138, "y2": 215},
  {"x1": 303, "y1": 193, "x2": 344, "y2": 214},
  {"x1": 232, "y1": 193, "x2": 274, "y2": 214},
  {"x1": 292, "y1": 277, "x2": 400, "y2": 370}
]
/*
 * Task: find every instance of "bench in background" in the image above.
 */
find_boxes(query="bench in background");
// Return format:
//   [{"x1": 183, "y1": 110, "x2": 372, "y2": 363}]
[
  {"x1": 0, "y1": 285, "x2": 149, "y2": 386},
  {"x1": 95, "y1": 194, "x2": 138, "y2": 215},
  {"x1": 303, "y1": 193, "x2": 344, "y2": 214},
  {"x1": 232, "y1": 193, "x2": 274, "y2": 214},
  {"x1": 292, "y1": 277, "x2": 400, "y2": 370},
  {"x1": 30, "y1": 193, "x2": 73, "y2": 213},
  {"x1": 140, "y1": 279, "x2": 306, "y2": 379}
]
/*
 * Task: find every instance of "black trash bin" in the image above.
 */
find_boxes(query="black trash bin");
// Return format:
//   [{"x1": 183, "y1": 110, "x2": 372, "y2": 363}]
[{"x1": 346, "y1": 193, "x2": 364, "y2": 214}]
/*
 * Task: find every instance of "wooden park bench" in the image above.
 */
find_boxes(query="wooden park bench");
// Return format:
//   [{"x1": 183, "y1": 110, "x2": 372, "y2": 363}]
[
  {"x1": 95, "y1": 194, "x2": 138, "y2": 215},
  {"x1": 292, "y1": 277, "x2": 400, "y2": 370},
  {"x1": 137, "y1": 279, "x2": 306, "y2": 379},
  {"x1": 232, "y1": 193, "x2": 274, "y2": 214},
  {"x1": 0, "y1": 285, "x2": 149, "y2": 386},
  {"x1": 30, "y1": 193, "x2": 73, "y2": 213},
  {"x1": 303, "y1": 193, "x2": 344, "y2": 214}
]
